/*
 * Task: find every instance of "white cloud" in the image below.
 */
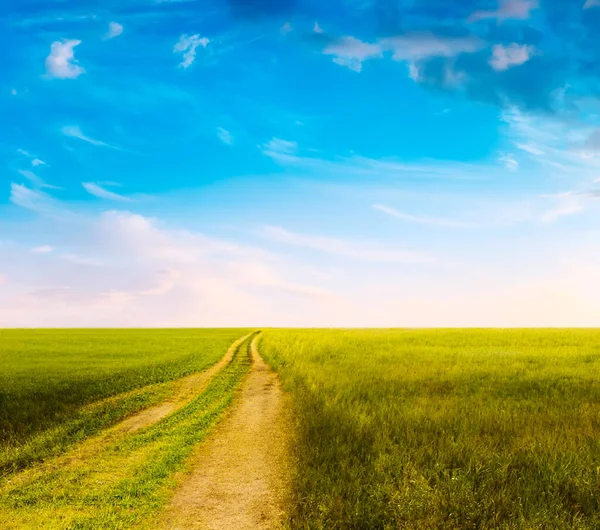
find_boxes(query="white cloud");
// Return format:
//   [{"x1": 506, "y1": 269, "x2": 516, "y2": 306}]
[
  {"x1": 174, "y1": 34, "x2": 209, "y2": 69},
  {"x1": 18, "y1": 169, "x2": 45, "y2": 188},
  {"x1": 584, "y1": 0, "x2": 600, "y2": 8},
  {"x1": 516, "y1": 143, "x2": 545, "y2": 156},
  {"x1": 104, "y1": 22, "x2": 123, "y2": 39},
  {"x1": 373, "y1": 204, "x2": 470, "y2": 228},
  {"x1": 17, "y1": 149, "x2": 47, "y2": 167},
  {"x1": 0, "y1": 211, "x2": 338, "y2": 326},
  {"x1": 82, "y1": 182, "x2": 131, "y2": 202},
  {"x1": 9, "y1": 183, "x2": 60, "y2": 215},
  {"x1": 61, "y1": 125, "x2": 115, "y2": 148},
  {"x1": 499, "y1": 153, "x2": 519, "y2": 171},
  {"x1": 323, "y1": 36, "x2": 383, "y2": 72},
  {"x1": 217, "y1": 127, "x2": 233, "y2": 145},
  {"x1": 313, "y1": 21, "x2": 323, "y2": 34},
  {"x1": 262, "y1": 137, "x2": 298, "y2": 159},
  {"x1": 469, "y1": 0, "x2": 539, "y2": 22},
  {"x1": 280, "y1": 22, "x2": 293, "y2": 35},
  {"x1": 382, "y1": 33, "x2": 484, "y2": 62},
  {"x1": 45, "y1": 39, "x2": 85, "y2": 79},
  {"x1": 324, "y1": 33, "x2": 483, "y2": 73},
  {"x1": 31, "y1": 245, "x2": 54, "y2": 253},
  {"x1": 490, "y1": 43, "x2": 534, "y2": 71},
  {"x1": 4, "y1": 204, "x2": 600, "y2": 326},
  {"x1": 11, "y1": 89, "x2": 17, "y2": 96},
  {"x1": 539, "y1": 192, "x2": 586, "y2": 223},
  {"x1": 260, "y1": 225, "x2": 433, "y2": 264}
]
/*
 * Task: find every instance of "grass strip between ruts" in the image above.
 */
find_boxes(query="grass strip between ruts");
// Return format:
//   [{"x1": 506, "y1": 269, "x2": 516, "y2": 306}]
[{"x1": 0, "y1": 332, "x2": 256, "y2": 530}]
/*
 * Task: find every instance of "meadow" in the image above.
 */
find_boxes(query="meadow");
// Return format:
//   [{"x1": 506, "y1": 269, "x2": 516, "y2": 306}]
[
  {"x1": 1, "y1": 328, "x2": 600, "y2": 529},
  {"x1": 261, "y1": 329, "x2": 600, "y2": 529},
  {"x1": 0, "y1": 329, "x2": 246, "y2": 474}
]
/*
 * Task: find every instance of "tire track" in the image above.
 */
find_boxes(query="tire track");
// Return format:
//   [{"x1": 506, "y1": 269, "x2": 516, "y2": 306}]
[
  {"x1": 1, "y1": 333, "x2": 251, "y2": 493},
  {"x1": 156, "y1": 333, "x2": 292, "y2": 530}
]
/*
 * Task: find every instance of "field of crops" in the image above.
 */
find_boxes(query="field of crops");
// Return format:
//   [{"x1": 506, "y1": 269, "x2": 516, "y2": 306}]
[
  {"x1": 2, "y1": 328, "x2": 600, "y2": 529},
  {"x1": 261, "y1": 329, "x2": 600, "y2": 529}
]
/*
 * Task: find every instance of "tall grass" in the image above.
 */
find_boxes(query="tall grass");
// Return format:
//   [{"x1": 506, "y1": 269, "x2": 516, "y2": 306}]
[
  {"x1": 0, "y1": 329, "x2": 246, "y2": 474},
  {"x1": 261, "y1": 329, "x2": 600, "y2": 529}
]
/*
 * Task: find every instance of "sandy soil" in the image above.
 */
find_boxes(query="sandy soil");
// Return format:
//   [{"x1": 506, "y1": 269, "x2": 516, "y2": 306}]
[{"x1": 156, "y1": 334, "x2": 293, "y2": 530}]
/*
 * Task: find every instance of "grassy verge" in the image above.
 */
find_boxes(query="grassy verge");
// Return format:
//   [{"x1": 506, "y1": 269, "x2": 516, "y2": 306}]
[
  {"x1": 261, "y1": 329, "x2": 600, "y2": 529},
  {"x1": 0, "y1": 329, "x2": 246, "y2": 475},
  {"x1": 0, "y1": 332, "x2": 256, "y2": 529}
]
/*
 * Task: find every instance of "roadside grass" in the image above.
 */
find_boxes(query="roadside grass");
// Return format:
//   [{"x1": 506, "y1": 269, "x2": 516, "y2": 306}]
[
  {"x1": 0, "y1": 332, "x2": 256, "y2": 530},
  {"x1": 261, "y1": 329, "x2": 600, "y2": 529},
  {"x1": 0, "y1": 329, "x2": 247, "y2": 475}
]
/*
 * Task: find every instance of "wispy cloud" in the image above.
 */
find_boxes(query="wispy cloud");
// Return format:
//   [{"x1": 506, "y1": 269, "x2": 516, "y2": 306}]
[
  {"x1": 45, "y1": 39, "x2": 85, "y2": 79},
  {"x1": 104, "y1": 22, "x2": 123, "y2": 39},
  {"x1": 260, "y1": 225, "x2": 433, "y2": 264},
  {"x1": 217, "y1": 127, "x2": 233, "y2": 145},
  {"x1": 382, "y1": 33, "x2": 484, "y2": 62},
  {"x1": 322, "y1": 36, "x2": 383, "y2": 72},
  {"x1": 583, "y1": 0, "x2": 600, "y2": 8},
  {"x1": 539, "y1": 192, "x2": 586, "y2": 223},
  {"x1": 373, "y1": 204, "x2": 470, "y2": 228},
  {"x1": 31, "y1": 245, "x2": 54, "y2": 253},
  {"x1": 469, "y1": 0, "x2": 539, "y2": 22},
  {"x1": 313, "y1": 21, "x2": 323, "y2": 34},
  {"x1": 9, "y1": 183, "x2": 63, "y2": 215},
  {"x1": 18, "y1": 169, "x2": 46, "y2": 188},
  {"x1": 174, "y1": 34, "x2": 209, "y2": 68},
  {"x1": 61, "y1": 125, "x2": 117, "y2": 149},
  {"x1": 82, "y1": 182, "x2": 131, "y2": 202},
  {"x1": 17, "y1": 148, "x2": 47, "y2": 167},
  {"x1": 262, "y1": 137, "x2": 298, "y2": 159},
  {"x1": 280, "y1": 22, "x2": 293, "y2": 35},
  {"x1": 516, "y1": 143, "x2": 545, "y2": 156},
  {"x1": 323, "y1": 33, "x2": 484, "y2": 73},
  {"x1": 499, "y1": 153, "x2": 519, "y2": 171},
  {"x1": 490, "y1": 44, "x2": 535, "y2": 71}
]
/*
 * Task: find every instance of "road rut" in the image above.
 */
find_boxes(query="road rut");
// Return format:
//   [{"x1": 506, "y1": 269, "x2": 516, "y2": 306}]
[{"x1": 157, "y1": 333, "x2": 292, "y2": 530}]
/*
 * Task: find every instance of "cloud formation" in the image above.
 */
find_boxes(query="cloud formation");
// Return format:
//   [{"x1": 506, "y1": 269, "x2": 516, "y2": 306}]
[
  {"x1": 489, "y1": 43, "x2": 534, "y2": 71},
  {"x1": 45, "y1": 40, "x2": 84, "y2": 79},
  {"x1": 260, "y1": 225, "x2": 433, "y2": 264},
  {"x1": 383, "y1": 33, "x2": 484, "y2": 62},
  {"x1": 82, "y1": 182, "x2": 131, "y2": 202},
  {"x1": 322, "y1": 36, "x2": 383, "y2": 72},
  {"x1": 104, "y1": 22, "x2": 123, "y2": 40},
  {"x1": 61, "y1": 125, "x2": 115, "y2": 148},
  {"x1": 468, "y1": 0, "x2": 539, "y2": 22},
  {"x1": 373, "y1": 204, "x2": 469, "y2": 228},
  {"x1": 217, "y1": 127, "x2": 233, "y2": 145},
  {"x1": 174, "y1": 34, "x2": 209, "y2": 68}
]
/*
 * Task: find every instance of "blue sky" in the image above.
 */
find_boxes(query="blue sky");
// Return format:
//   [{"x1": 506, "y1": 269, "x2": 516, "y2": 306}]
[{"x1": 3, "y1": 0, "x2": 600, "y2": 326}]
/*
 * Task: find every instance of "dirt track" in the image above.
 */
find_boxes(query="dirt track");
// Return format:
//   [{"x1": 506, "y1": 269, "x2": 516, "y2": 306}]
[
  {"x1": 157, "y1": 334, "x2": 292, "y2": 530},
  {"x1": 1, "y1": 334, "x2": 249, "y2": 492}
]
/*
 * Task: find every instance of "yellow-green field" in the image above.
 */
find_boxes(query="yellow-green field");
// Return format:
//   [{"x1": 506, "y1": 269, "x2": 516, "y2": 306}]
[
  {"x1": 2, "y1": 329, "x2": 600, "y2": 529},
  {"x1": 262, "y1": 329, "x2": 600, "y2": 529}
]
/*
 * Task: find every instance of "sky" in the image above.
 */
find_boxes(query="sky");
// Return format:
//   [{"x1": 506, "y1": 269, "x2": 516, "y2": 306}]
[{"x1": 3, "y1": 0, "x2": 600, "y2": 327}]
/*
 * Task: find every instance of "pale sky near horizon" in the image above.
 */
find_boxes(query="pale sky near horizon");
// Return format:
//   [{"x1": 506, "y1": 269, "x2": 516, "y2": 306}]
[{"x1": 3, "y1": 0, "x2": 600, "y2": 327}]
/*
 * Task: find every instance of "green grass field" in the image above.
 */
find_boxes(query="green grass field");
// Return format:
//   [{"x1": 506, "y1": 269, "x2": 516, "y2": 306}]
[
  {"x1": 2, "y1": 328, "x2": 600, "y2": 529},
  {"x1": 0, "y1": 329, "x2": 247, "y2": 474},
  {"x1": 261, "y1": 329, "x2": 600, "y2": 529}
]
